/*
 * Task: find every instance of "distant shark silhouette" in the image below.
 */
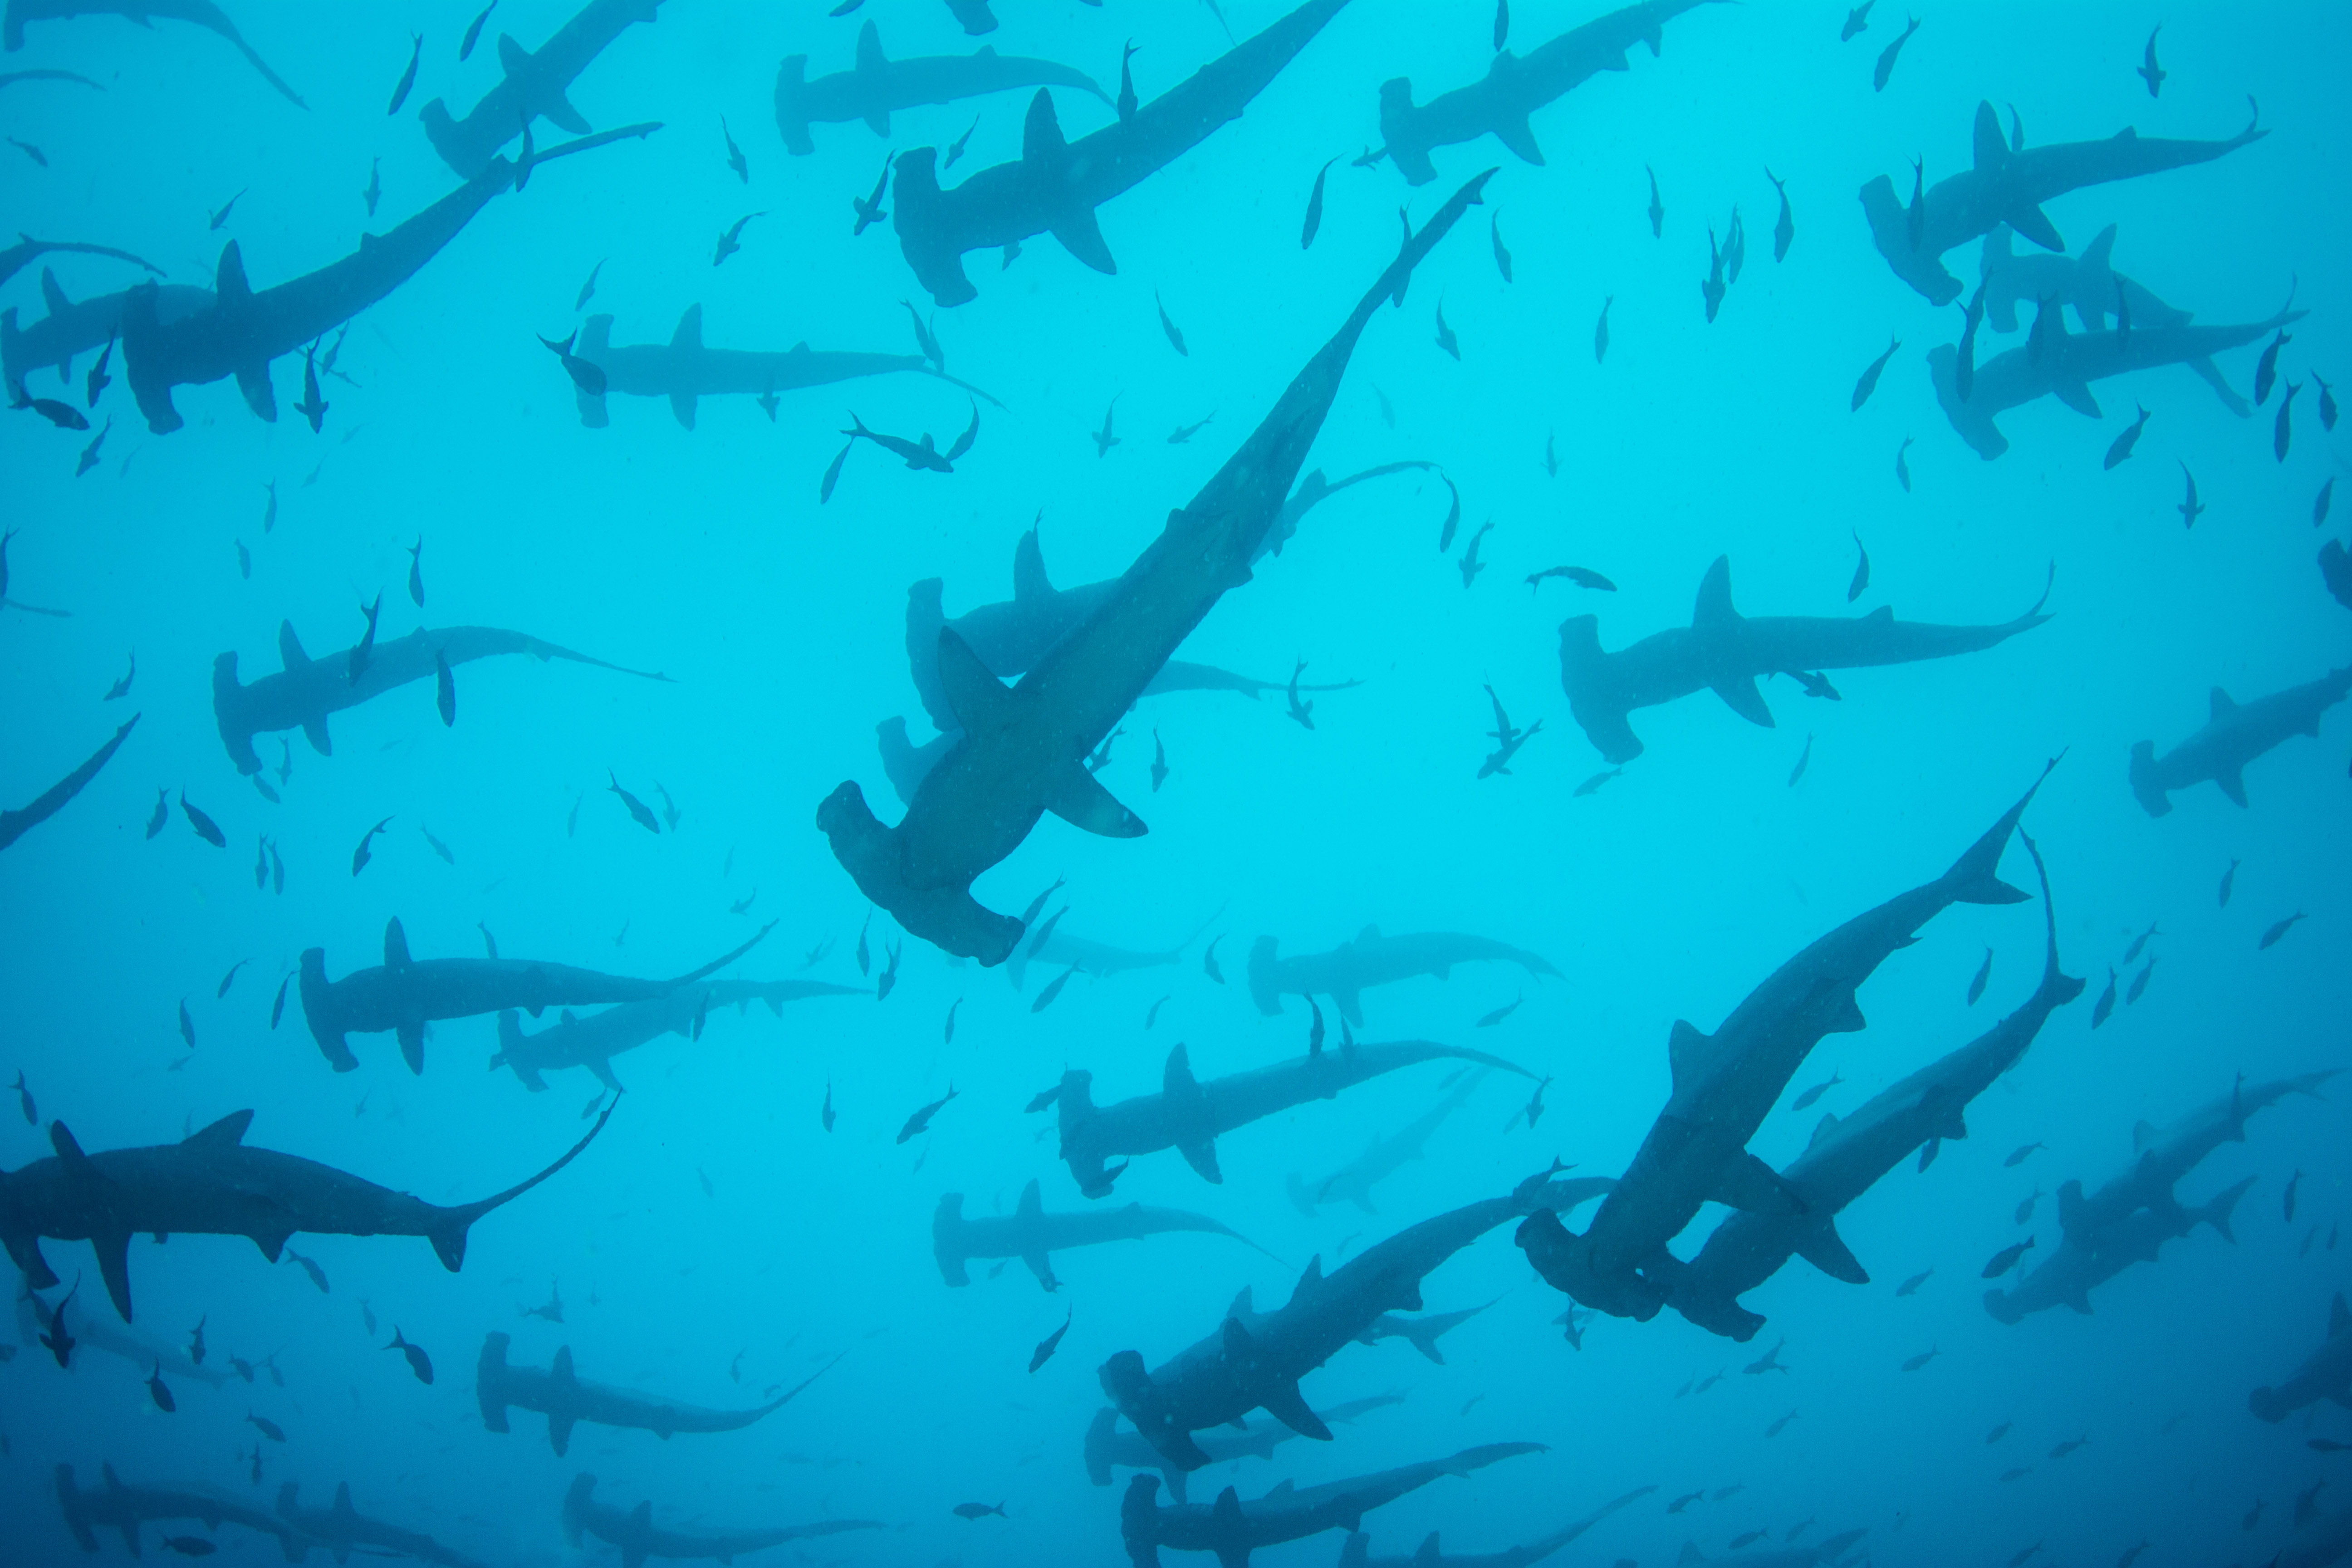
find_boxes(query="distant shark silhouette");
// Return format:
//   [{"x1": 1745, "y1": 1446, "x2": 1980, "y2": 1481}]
[
  {"x1": 14, "y1": 1284, "x2": 232, "y2": 1386},
  {"x1": 418, "y1": 0, "x2": 665, "y2": 177},
  {"x1": 55, "y1": 1463, "x2": 309, "y2": 1559},
  {"x1": 818, "y1": 171, "x2": 1493, "y2": 965},
  {"x1": 1335, "y1": 1485, "x2": 1663, "y2": 1568},
  {"x1": 477, "y1": 1332, "x2": 822, "y2": 1455},
  {"x1": 213, "y1": 618, "x2": 668, "y2": 776},
  {"x1": 1861, "y1": 99, "x2": 2264, "y2": 304},
  {"x1": 277, "y1": 1481, "x2": 483, "y2": 1568},
  {"x1": 0, "y1": 235, "x2": 159, "y2": 292},
  {"x1": 1559, "y1": 555, "x2": 2049, "y2": 763},
  {"x1": 1086, "y1": 1396, "x2": 1406, "y2": 1504},
  {"x1": 5, "y1": 0, "x2": 305, "y2": 106},
  {"x1": 934, "y1": 1177, "x2": 1268, "y2": 1289},
  {"x1": 775, "y1": 17, "x2": 1107, "y2": 155},
  {"x1": 1249, "y1": 927, "x2": 1556, "y2": 1026},
  {"x1": 2, "y1": 266, "x2": 210, "y2": 391},
  {"x1": 1376, "y1": 0, "x2": 1725, "y2": 186},
  {"x1": 890, "y1": 0, "x2": 1349, "y2": 305},
  {"x1": 2128, "y1": 665, "x2": 2352, "y2": 816},
  {"x1": 120, "y1": 122, "x2": 657, "y2": 433},
  {"x1": 1288, "y1": 1067, "x2": 1488, "y2": 1217},
  {"x1": 561, "y1": 1475, "x2": 879, "y2": 1568},
  {"x1": 489, "y1": 977, "x2": 863, "y2": 1092}
]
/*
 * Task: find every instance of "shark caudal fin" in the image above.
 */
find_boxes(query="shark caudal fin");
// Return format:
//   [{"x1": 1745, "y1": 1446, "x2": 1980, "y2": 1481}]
[
  {"x1": 773, "y1": 54, "x2": 817, "y2": 156},
  {"x1": 2127, "y1": 740, "x2": 2172, "y2": 817},
  {"x1": 475, "y1": 1331, "x2": 515, "y2": 1431},
  {"x1": 427, "y1": 1099, "x2": 618, "y2": 1271},
  {"x1": 1557, "y1": 613, "x2": 1643, "y2": 764},
  {"x1": 2200, "y1": 1174, "x2": 2258, "y2": 1243},
  {"x1": 1936, "y1": 762, "x2": 2054, "y2": 906}
]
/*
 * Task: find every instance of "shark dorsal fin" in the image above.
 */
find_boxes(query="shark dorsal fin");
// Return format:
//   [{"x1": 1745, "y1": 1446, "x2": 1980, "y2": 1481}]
[
  {"x1": 1414, "y1": 1533, "x2": 1442, "y2": 1567},
  {"x1": 560, "y1": 1009, "x2": 577, "y2": 1024},
  {"x1": 854, "y1": 18, "x2": 886, "y2": 72},
  {"x1": 2209, "y1": 687, "x2": 2238, "y2": 718},
  {"x1": 50, "y1": 1120, "x2": 93, "y2": 1169},
  {"x1": 1212, "y1": 1488, "x2": 1244, "y2": 1527},
  {"x1": 2131, "y1": 1118, "x2": 2158, "y2": 1151},
  {"x1": 629, "y1": 1500, "x2": 652, "y2": 1530},
  {"x1": 935, "y1": 627, "x2": 1014, "y2": 734},
  {"x1": 216, "y1": 241, "x2": 252, "y2": 304},
  {"x1": 384, "y1": 916, "x2": 412, "y2": 969},
  {"x1": 1678, "y1": 1545, "x2": 1708, "y2": 1567},
  {"x1": 1666, "y1": 1019, "x2": 1709, "y2": 1092},
  {"x1": 2332, "y1": 1293, "x2": 2350, "y2": 1338},
  {"x1": 333, "y1": 1482, "x2": 353, "y2": 1516},
  {"x1": 496, "y1": 32, "x2": 529, "y2": 76},
  {"x1": 183, "y1": 1110, "x2": 255, "y2": 1149},
  {"x1": 1022, "y1": 89, "x2": 1067, "y2": 161},
  {"x1": 1227, "y1": 1285, "x2": 1254, "y2": 1319},
  {"x1": 1163, "y1": 1044, "x2": 1199, "y2": 1098},
  {"x1": 552, "y1": 1345, "x2": 576, "y2": 1382},
  {"x1": 1971, "y1": 100, "x2": 2007, "y2": 170},
  {"x1": 1357, "y1": 924, "x2": 1381, "y2": 943},
  {"x1": 1012, "y1": 526, "x2": 1054, "y2": 603},
  {"x1": 1017, "y1": 1178, "x2": 1042, "y2": 1219},
  {"x1": 1292, "y1": 1255, "x2": 1324, "y2": 1301},
  {"x1": 1267, "y1": 1479, "x2": 1296, "y2": 1497},
  {"x1": 671, "y1": 304, "x2": 703, "y2": 352},
  {"x1": 278, "y1": 620, "x2": 309, "y2": 668},
  {"x1": 39, "y1": 265, "x2": 69, "y2": 314},
  {"x1": 1808, "y1": 1111, "x2": 1840, "y2": 1150},
  {"x1": 2082, "y1": 225, "x2": 2117, "y2": 279},
  {"x1": 1692, "y1": 556, "x2": 1740, "y2": 627}
]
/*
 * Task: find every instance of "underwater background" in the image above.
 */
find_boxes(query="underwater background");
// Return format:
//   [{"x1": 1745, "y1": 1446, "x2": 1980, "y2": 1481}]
[{"x1": 3, "y1": 0, "x2": 2349, "y2": 1564}]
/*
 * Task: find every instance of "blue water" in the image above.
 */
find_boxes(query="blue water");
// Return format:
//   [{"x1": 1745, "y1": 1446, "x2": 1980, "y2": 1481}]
[{"x1": 4, "y1": 1, "x2": 2347, "y2": 1564}]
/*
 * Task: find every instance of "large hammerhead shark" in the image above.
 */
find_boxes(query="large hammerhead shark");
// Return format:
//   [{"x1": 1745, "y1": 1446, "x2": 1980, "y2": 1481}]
[
  {"x1": 774, "y1": 17, "x2": 1107, "y2": 155},
  {"x1": 2127, "y1": 665, "x2": 2352, "y2": 817},
  {"x1": 419, "y1": 0, "x2": 665, "y2": 177},
  {"x1": 2, "y1": 266, "x2": 209, "y2": 391},
  {"x1": 818, "y1": 171, "x2": 1494, "y2": 965},
  {"x1": 4, "y1": 0, "x2": 304, "y2": 106},
  {"x1": 933, "y1": 1177, "x2": 1269, "y2": 1289},
  {"x1": 561, "y1": 1476, "x2": 878, "y2": 1566},
  {"x1": 477, "y1": 1332, "x2": 827, "y2": 1456},
  {"x1": 55, "y1": 1464, "x2": 311, "y2": 1560}
]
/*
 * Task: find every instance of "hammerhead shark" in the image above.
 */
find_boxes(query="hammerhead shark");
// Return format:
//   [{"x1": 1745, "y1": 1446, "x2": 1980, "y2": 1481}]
[
  {"x1": 277, "y1": 1482, "x2": 483, "y2": 1568},
  {"x1": 565, "y1": 305, "x2": 989, "y2": 428},
  {"x1": 1375, "y1": 0, "x2": 1725, "y2": 186},
  {"x1": 420, "y1": 0, "x2": 665, "y2": 177},
  {"x1": 1, "y1": 266, "x2": 211, "y2": 391},
  {"x1": 1100, "y1": 1167, "x2": 1604, "y2": 1469},
  {"x1": 215, "y1": 618, "x2": 667, "y2": 776},
  {"x1": 1033, "y1": 1037, "x2": 1533, "y2": 1198},
  {"x1": 775, "y1": 17, "x2": 1107, "y2": 155},
  {"x1": 933, "y1": 1177, "x2": 1267, "y2": 1289},
  {"x1": 1121, "y1": 1445, "x2": 1545, "y2": 1568},
  {"x1": 490, "y1": 978, "x2": 863, "y2": 1092},
  {"x1": 1987, "y1": 1071, "x2": 2335, "y2": 1323},
  {"x1": 1559, "y1": 554, "x2": 2050, "y2": 764},
  {"x1": 1002, "y1": 916, "x2": 1212, "y2": 991},
  {"x1": 477, "y1": 1332, "x2": 823, "y2": 1455},
  {"x1": 1337, "y1": 1485, "x2": 1662, "y2": 1568},
  {"x1": 1861, "y1": 98, "x2": 2265, "y2": 304},
  {"x1": 0, "y1": 235, "x2": 159, "y2": 292},
  {"x1": 819, "y1": 170, "x2": 1493, "y2": 965},
  {"x1": 1, "y1": 1102, "x2": 612, "y2": 1321},
  {"x1": 1287, "y1": 1067, "x2": 1487, "y2": 1217},
  {"x1": 2250, "y1": 1292, "x2": 2352, "y2": 1425},
  {"x1": 1085, "y1": 1396, "x2": 1406, "y2": 1503},
  {"x1": 1, "y1": 714, "x2": 134, "y2": 853},
  {"x1": 301, "y1": 918, "x2": 770, "y2": 1073},
  {"x1": 2127, "y1": 665, "x2": 2352, "y2": 816},
  {"x1": 1666, "y1": 832, "x2": 2083, "y2": 1341},
  {"x1": 889, "y1": 0, "x2": 1351, "y2": 305},
  {"x1": 1930, "y1": 296, "x2": 2301, "y2": 460},
  {"x1": 1518, "y1": 772, "x2": 2048, "y2": 1323},
  {"x1": 1975, "y1": 223, "x2": 2188, "y2": 338},
  {"x1": 55, "y1": 1464, "x2": 311, "y2": 1559},
  {"x1": 14, "y1": 1284, "x2": 232, "y2": 1386},
  {"x1": 119, "y1": 121, "x2": 657, "y2": 433},
  {"x1": 1248, "y1": 928, "x2": 1556, "y2": 1025},
  {"x1": 561, "y1": 1475, "x2": 879, "y2": 1568},
  {"x1": 5, "y1": 0, "x2": 305, "y2": 106}
]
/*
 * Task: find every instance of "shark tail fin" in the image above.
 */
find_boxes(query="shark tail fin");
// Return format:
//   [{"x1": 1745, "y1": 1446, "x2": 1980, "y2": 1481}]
[
  {"x1": 429, "y1": 1100, "x2": 618, "y2": 1270},
  {"x1": 1941, "y1": 762, "x2": 2054, "y2": 906},
  {"x1": 2202, "y1": 1174, "x2": 2257, "y2": 1243}
]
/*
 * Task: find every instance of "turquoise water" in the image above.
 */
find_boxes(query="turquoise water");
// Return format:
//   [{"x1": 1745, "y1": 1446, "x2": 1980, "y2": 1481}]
[{"x1": 3, "y1": 2, "x2": 2347, "y2": 1564}]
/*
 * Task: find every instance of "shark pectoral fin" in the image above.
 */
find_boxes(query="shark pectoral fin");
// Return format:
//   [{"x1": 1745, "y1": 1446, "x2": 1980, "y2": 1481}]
[
  {"x1": 1710, "y1": 1152, "x2": 1803, "y2": 1216},
  {"x1": 1970, "y1": 101, "x2": 2007, "y2": 169},
  {"x1": 1041, "y1": 760, "x2": 1147, "y2": 839},
  {"x1": 1178, "y1": 1140, "x2": 1223, "y2": 1184},
  {"x1": 1793, "y1": 1218, "x2": 1868, "y2": 1284},
  {"x1": 1490, "y1": 113, "x2": 1545, "y2": 167},
  {"x1": 396, "y1": 1022, "x2": 425, "y2": 1075},
  {"x1": 2051, "y1": 379, "x2": 2102, "y2": 418},
  {"x1": 621, "y1": 1545, "x2": 648, "y2": 1568},
  {"x1": 540, "y1": 89, "x2": 591, "y2": 137},
  {"x1": 93, "y1": 1227, "x2": 134, "y2": 1319},
  {"x1": 251, "y1": 1225, "x2": 292, "y2": 1263},
  {"x1": 1259, "y1": 1379, "x2": 1332, "y2": 1441},
  {"x1": 2214, "y1": 768, "x2": 2249, "y2": 808},
  {"x1": 1334, "y1": 990, "x2": 1362, "y2": 1028},
  {"x1": 2007, "y1": 203, "x2": 2063, "y2": 252},
  {"x1": 1021, "y1": 1250, "x2": 1056, "y2": 1289},
  {"x1": 1049, "y1": 206, "x2": 1118, "y2": 275},
  {"x1": 2187, "y1": 356, "x2": 2251, "y2": 416},
  {"x1": 1012, "y1": 527, "x2": 1054, "y2": 603},
  {"x1": 862, "y1": 106, "x2": 891, "y2": 137},
  {"x1": 302, "y1": 717, "x2": 332, "y2": 756},
  {"x1": 588, "y1": 1057, "x2": 623, "y2": 1094},
  {"x1": 936, "y1": 628, "x2": 1015, "y2": 733},
  {"x1": 235, "y1": 360, "x2": 277, "y2": 422},
  {"x1": 1709, "y1": 674, "x2": 1775, "y2": 729},
  {"x1": 1826, "y1": 989, "x2": 1866, "y2": 1034},
  {"x1": 668, "y1": 389, "x2": 697, "y2": 430},
  {"x1": 547, "y1": 1413, "x2": 576, "y2": 1456}
]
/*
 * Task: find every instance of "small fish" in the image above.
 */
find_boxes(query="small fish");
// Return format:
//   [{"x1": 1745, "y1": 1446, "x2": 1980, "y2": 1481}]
[
  {"x1": 1092, "y1": 398, "x2": 1120, "y2": 457},
  {"x1": 1896, "y1": 1268, "x2": 1932, "y2": 1297},
  {"x1": 247, "y1": 1412, "x2": 285, "y2": 1441},
  {"x1": 1873, "y1": 13, "x2": 1920, "y2": 91},
  {"x1": 2000, "y1": 1466, "x2": 2032, "y2": 1483},
  {"x1": 1786, "y1": 731, "x2": 1813, "y2": 787},
  {"x1": 1765, "y1": 1411, "x2": 1798, "y2": 1439},
  {"x1": 2125, "y1": 958, "x2": 2154, "y2": 1005},
  {"x1": 2316, "y1": 476, "x2": 2334, "y2": 527},
  {"x1": 1792, "y1": 1072, "x2": 1842, "y2": 1111},
  {"x1": 1526, "y1": 565, "x2": 1615, "y2": 593},
  {"x1": 856, "y1": 912, "x2": 872, "y2": 975},
  {"x1": 2136, "y1": 24, "x2": 2164, "y2": 95},
  {"x1": 2315, "y1": 371, "x2": 2339, "y2": 431},
  {"x1": 286, "y1": 1250, "x2": 329, "y2": 1293},
  {"x1": 1433, "y1": 299, "x2": 1460, "y2": 360},
  {"x1": 1286, "y1": 658, "x2": 1317, "y2": 728},
  {"x1": 945, "y1": 114, "x2": 980, "y2": 168},
  {"x1": 1144, "y1": 995, "x2": 1169, "y2": 1029},
  {"x1": 2276, "y1": 381, "x2": 2300, "y2": 461},
  {"x1": 608, "y1": 772, "x2": 660, "y2": 833},
  {"x1": 2172, "y1": 462, "x2": 2208, "y2": 528},
  {"x1": 2245, "y1": 1500, "x2": 2266, "y2": 1531},
  {"x1": 261, "y1": 480, "x2": 278, "y2": 533},
  {"x1": 210, "y1": 192, "x2": 246, "y2": 234},
  {"x1": 85, "y1": 332, "x2": 114, "y2": 407},
  {"x1": 2259, "y1": 912, "x2": 2305, "y2": 950},
  {"x1": 2003, "y1": 1142, "x2": 2043, "y2": 1169},
  {"x1": 821, "y1": 1078, "x2": 836, "y2": 1132},
  {"x1": 105, "y1": 654, "x2": 137, "y2": 702},
  {"x1": 1476, "y1": 995, "x2": 1522, "y2": 1028},
  {"x1": 2050, "y1": 1435, "x2": 2089, "y2": 1460},
  {"x1": 1573, "y1": 767, "x2": 1621, "y2": 798},
  {"x1": 1437, "y1": 472, "x2": 1461, "y2": 551},
  {"x1": 1150, "y1": 730, "x2": 1168, "y2": 792},
  {"x1": 1666, "y1": 1490, "x2": 1702, "y2": 1514},
  {"x1": 2103, "y1": 403, "x2": 2151, "y2": 470},
  {"x1": 1028, "y1": 1313, "x2": 1071, "y2": 1373},
  {"x1": 1701, "y1": 226, "x2": 1725, "y2": 322},
  {"x1": 73, "y1": 416, "x2": 111, "y2": 476},
  {"x1": 538, "y1": 331, "x2": 607, "y2": 397},
  {"x1": 459, "y1": 0, "x2": 495, "y2": 59},
  {"x1": 898, "y1": 1085, "x2": 957, "y2": 1144},
  {"x1": 1981, "y1": 1237, "x2": 2036, "y2": 1279},
  {"x1": 159, "y1": 1539, "x2": 215, "y2": 1558},
  {"x1": 216, "y1": 959, "x2": 248, "y2": 999},
  {"x1": 386, "y1": 1328, "x2": 433, "y2": 1384},
  {"x1": 655, "y1": 783, "x2": 681, "y2": 832},
  {"x1": 1300, "y1": 157, "x2": 1336, "y2": 249},
  {"x1": 11, "y1": 1069, "x2": 33, "y2": 1125},
  {"x1": 713, "y1": 211, "x2": 764, "y2": 266},
  {"x1": 270, "y1": 842, "x2": 285, "y2": 894},
  {"x1": 2286, "y1": 1168, "x2": 2303, "y2": 1222},
  {"x1": 386, "y1": 32, "x2": 422, "y2": 116},
  {"x1": 1117, "y1": 39, "x2": 1138, "y2": 119},
  {"x1": 1203, "y1": 937, "x2": 1224, "y2": 984},
  {"x1": 953, "y1": 1502, "x2": 1006, "y2": 1521},
  {"x1": 13, "y1": 385, "x2": 89, "y2": 429},
  {"x1": 148, "y1": 1358, "x2": 176, "y2": 1411},
  {"x1": 1490, "y1": 211, "x2": 1513, "y2": 283},
  {"x1": 1492, "y1": 0, "x2": 1508, "y2": 49},
  {"x1": 728, "y1": 888, "x2": 757, "y2": 916},
  {"x1": 573, "y1": 260, "x2": 603, "y2": 312},
  {"x1": 1645, "y1": 164, "x2": 1664, "y2": 238},
  {"x1": 270, "y1": 975, "x2": 289, "y2": 1029},
  {"x1": 1892, "y1": 433, "x2": 1913, "y2": 493},
  {"x1": 5, "y1": 133, "x2": 47, "y2": 165},
  {"x1": 2256, "y1": 331, "x2": 2290, "y2": 405},
  {"x1": 1767, "y1": 167, "x2": 1794, "y2": 260},
  {"x1": 1841, "y1": 1, "x2": 1875, "y2": 40},
  {"x1": 2219, "y1": 858, "x2": 2239, "y2": 907},
  {"x1": 877, "y1": 940, "x2": 903, "y2": 1002},
  {"x1": 236, "y1": 539, "x2": 251, "y2": 579},
  {"x1": 362, "y1": 1299, "x2": 378, "y2": 1334},
  {"x1": 177, "y1": 999, "x2": 196, "y2": 1049},
  {"x1": 1519, "y1": 1076, "x2": 1551, "y2": 1131},
  {"x1": 2014, "y1": 1187, "x2": 2042, "y2": 1225},
  {"x1": 39, "y1": 1282, "x2": 78, "y2": 1367},
  {"x1": 2311, "y1": 1440, "x2": 2352, "y2": 1455},
  {"x1": 2119, "y1": 921, "x2": 2160, "y2": 965},
  {"x1": 1031, "y1": 964, "x2": 1080, "y2": 1013},
  {"x1": 1901, "y1": 1345, "x2": 1940, "y2": 1372},
  {"x1": 351, "y1": 815, "x2": 392, "y2": 876},
  {"x1": 1851, "y1": 335, "x2": 1900, "y2": 410},
  {"x1": 348, "y1": 592, "x2": 382, "y2": 683},
  {"x1": 721, "y1": 115, "x2": 748, "y2": 182},
  {"x1": 2008, "y1": 1546, "x2": 2041, "y2": 1568},
  {"x1": 1544, "y1": 429, "x2": 1560, "y2": 476},
  {"x1": 2090, "y1": 966, "x2": 2117, "y2": 1028},
  {"x1": 1155, "y1": 291, "x2": 1187, "y2": 357},
  {"x1": 1457, "y1": 522, "x2": 1491, "y2": 589}
]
